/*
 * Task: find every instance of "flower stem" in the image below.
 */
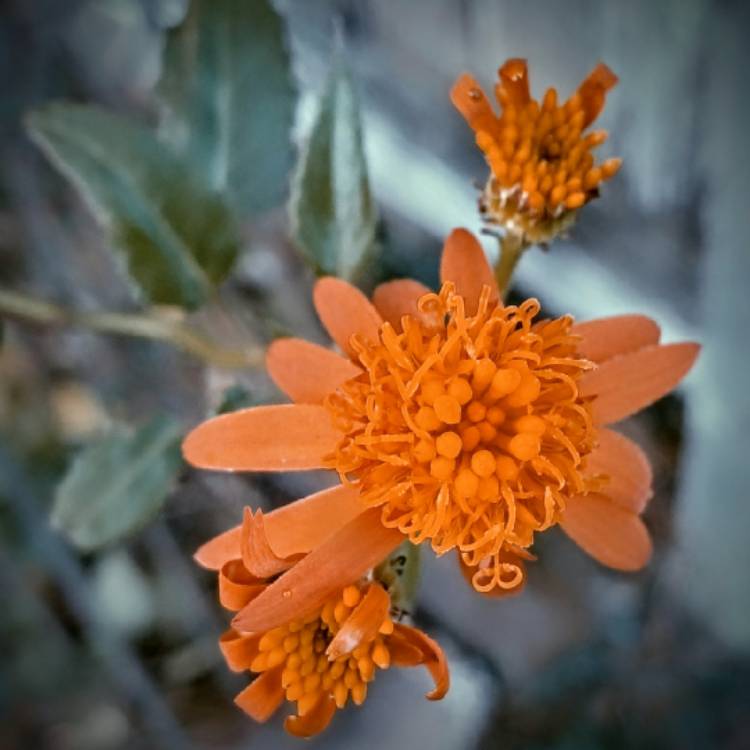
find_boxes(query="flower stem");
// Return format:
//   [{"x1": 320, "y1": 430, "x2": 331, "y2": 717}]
[
  {"x1": 0, "y1": 288, "x2": 263, "y2": 369},
  {"x1": 494, "y1": 232, "x2": 529, "y2": 300}
]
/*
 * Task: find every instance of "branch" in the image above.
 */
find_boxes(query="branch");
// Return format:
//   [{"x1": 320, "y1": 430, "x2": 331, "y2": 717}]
[{"x1": 0, "y1": 288, "x2": 263, "y2": 369}]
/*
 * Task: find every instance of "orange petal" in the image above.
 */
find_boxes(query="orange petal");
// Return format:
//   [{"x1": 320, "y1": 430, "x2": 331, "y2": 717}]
[
  {"x1": 234, "y1": 667, "x2": 285, "y2": 722},
  {"x1": 182, "y1": 404, "x2": 340, "y2": 471},
  {"x1": 263, "y1": 484, "x2": 364, "y2": 559},
  {"x1": 266, "y1": 338, "x2": 361, "y2": 404},
  {"x1": 585, "y1": 428, "x2": 652, "y2": 513},
  {"x1": 572, "y1": 314, "x2": 660, "y2": 362},
  {"x1": 284, "y1": 695, "x2": 337, "y2": 738},
  {"x1": 326, "y1": 582, "x2": 390, "y2": 660},
  {"x1": 313, "y1": 277, "x2": 383, "y2": 359},
  {"x1": 194, "y1": 525, "x2": 243, "y2": 570},
  {"x1": 392, "y1": 624, "x2": 450, "y2": 700},
  {"x1": 450, "y1": 73, "x2": 498, "y2": 134},
  {"x1": 388, "y1": 637, "x2": 424, "y2": 667},
  {"x1": 580, "y1": 343, "x2": 700, "y2": 425},
  {"x1": 560, "y1": 492, "x2": 652, "y2": 571},
  {"x1": 232, "y1": 508, "x2": 404, "y2": 634},
  {"x1": 193, "y1": 484, "x2": 364, "y2": 572},
  {"x1": 439, "y1": 228, "x2": 499, "y2": 315},
  {"x1": 219, "y1": 629, "x2": 261, "y2": 672},
  {"x1": 219, "y1": 559, "x2": 268, "y2": 611},
  {"x1": 372, "y1": 279, "x2": 432, "y2": 331},
  {"x1": 457, "y1": 549, "x2": 528, "y2": 598},
  {"x1": 577, "y1": 62, "x2": 618, "y2": 127},
  {"x1": 497, "y1": 58, "x2": 530, "y2": 107},
  {"x1": 241, "y1": 509, "x2": 304, "y2": 579}
]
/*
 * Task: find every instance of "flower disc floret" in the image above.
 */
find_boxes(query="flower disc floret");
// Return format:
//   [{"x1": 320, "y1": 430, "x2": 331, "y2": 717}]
[{"x1": 325, "y1": 282, "x2": 597, "y2": 592}]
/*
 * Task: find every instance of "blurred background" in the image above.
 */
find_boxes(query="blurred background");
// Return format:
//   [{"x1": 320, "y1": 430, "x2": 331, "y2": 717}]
[{"x1": 1, "y1": 0, "x2": 749, "y2": 748}]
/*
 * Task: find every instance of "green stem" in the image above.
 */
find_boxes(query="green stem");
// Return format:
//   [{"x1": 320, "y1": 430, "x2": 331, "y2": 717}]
[
  {"x1": 0, "y1": 288, "x2": 263, "y2": 369},
  {"x1": 494, "y1": 232, "x2": 529, "y2": 300}
]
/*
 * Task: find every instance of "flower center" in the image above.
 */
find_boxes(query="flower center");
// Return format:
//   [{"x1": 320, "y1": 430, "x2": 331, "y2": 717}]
[
  {"x1": 250, "y1": 585, "x2": 393, "y2": 713},
  {"x1": 325, "y1": 284, "x2": 597, "y2": 591}
]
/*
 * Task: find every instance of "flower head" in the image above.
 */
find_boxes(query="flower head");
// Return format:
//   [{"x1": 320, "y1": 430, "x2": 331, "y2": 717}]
[
  {"x1": 196, "y1": 510, "x2": 448, "y2": 738},
  {"x1": 183, "y1": 229, "x2": 699, "y2": 616},
  {"x1": 451, "y1": 59, "x2": 620, "y2": 243}
]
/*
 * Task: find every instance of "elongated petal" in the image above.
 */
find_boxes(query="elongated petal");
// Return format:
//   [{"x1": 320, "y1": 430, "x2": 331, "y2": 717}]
[
  {"x1": 193, "y1": 485, "x2": 364, "y2": 571},
  {"x1": 232, "y1": 508, "x2": 404, "y2": 633},
  {"x1": 372, "y1": 280, "x2": 431, "y2": 330},
  {"x1": 266, "y1": 338, "x2": 361, "y2": 404},
  {"x1": 313, "y1": 277, "x2": 383, "y2": 359},
  {"x1": 440, "y1": 228, "x2": 498, "y2": 314},
  {"x1": 182, "y1": 404, "x2": 340, "y2": 471},
  {"x1": 577, "y1": 62, "x2": 618, "y2": 127},
  {"x1": 497, "y1": 58, "x2": 530, "y2": 107},
  {"x1": 326, "y1": 583, "x2": 390, "y2": 659},
  {"x1": 241, "y1": 509, "x2": 303, "y2": 579},
  {"x1": 234, "y1": 667, "x2": 284, "y2": 722},
  {"x1": 560, "y1": 492, "x2": 652, "y2": 571},
  {"x1": 284, "y1": 695, "x2": 337, "y2": 738},
  {"x1": 572, "y1": 314, "x2": 660, "y2": 362},
  {"x1": 580, "y1": 343, "x2": 700, "y2": 425},
  {"x1": 194, "y1": 525, "x2": 242, "y2": 570},
  {"x1": 392, "y1": 624, "x2": 449, "y2": 700},
  {"x1": 585, "y1": 429, "x2": 652, "y2": 513},
  {"x1": 219, "y1": 559, "x2": 267, "y2": 611},
  {"x1": 388, "y1": 638, "x2": 423, "y2": 667},
  {"x1": 450, "y1": 74, "x2": 498, "y2": 134},
  {"x1": 265, "y1": 484, "x2": 364, "y2": 559},
  {"x1": 219, "y1": 629, "x2": 261, "y2": 672}
]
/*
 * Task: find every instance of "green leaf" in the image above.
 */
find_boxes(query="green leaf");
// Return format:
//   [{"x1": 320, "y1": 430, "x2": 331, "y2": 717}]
[
  {"x1": 158, "y1": 0, "x2": 295, "y2": 217},
  {"x1": 51, "y1": 417, "x2": 183, "y2": 551},
  {"x1": 216, "y1": 383, "x2": 255, "y2": 415},
  {"x1": 26, "y1": 104, "x2": 240, "y2": 309},
  {"x1": 289, "y1": 57, "x2": 378, "y2": 283}
]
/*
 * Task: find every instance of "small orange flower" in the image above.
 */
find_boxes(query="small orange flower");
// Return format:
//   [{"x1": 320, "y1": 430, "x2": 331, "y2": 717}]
[
  {"x1": 451, "y1": 59, "x2": 620, "y2": 243},
  {"x1": 197, "y1": 508, "x2": 448, "y2": 738},
  {"x1": 183, "y1": 229, "x2": 699, "y2": 624}
]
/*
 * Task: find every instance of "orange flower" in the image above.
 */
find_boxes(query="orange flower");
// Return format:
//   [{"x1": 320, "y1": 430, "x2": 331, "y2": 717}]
[
  {"x1": 451, "y1": 59, "x2": 620, "y2": 243},
  {"x1": 183, "y1": 228, "x2": 699, "y2": 622},
  {"x1": 197, "y1": 506, "x2": 448, "y2": 738}
]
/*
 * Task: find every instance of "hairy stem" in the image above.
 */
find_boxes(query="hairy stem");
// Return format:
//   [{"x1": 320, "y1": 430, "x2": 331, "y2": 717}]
[{"x1": 0, "y1": 288, "x2": 263, "y2": 369}]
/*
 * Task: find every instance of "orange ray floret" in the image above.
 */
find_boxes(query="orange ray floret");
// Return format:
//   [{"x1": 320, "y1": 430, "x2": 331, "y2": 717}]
[
  {"x1": 451, "y1": 59, "x2": 620, "y2": 243},
  {"x1": 182, "y1": 229, "x2": 699, "y2": 602},
  {"x1": 209, "y1": 521, "x2": 448, "y2": 738}
]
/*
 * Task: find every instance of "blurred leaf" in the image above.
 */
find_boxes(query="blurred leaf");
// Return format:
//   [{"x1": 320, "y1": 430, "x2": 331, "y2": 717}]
[
  {"x1": 51, "y1": 417, "x2": 183, "y2": 551},
  {"x1": 289, "y1": 57, "x2": 378, "y2": 283},
  {"x1": 26, "y1": 104, "x2": 239, "y2": 309},
  {"x1": 216, "y1": 383, "x2": 254, "y2": 414},
  {"x1": 159, "y1": 0, "x2": 295, "y2": 217}
]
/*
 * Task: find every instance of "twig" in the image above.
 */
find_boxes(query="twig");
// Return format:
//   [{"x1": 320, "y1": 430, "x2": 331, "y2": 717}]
[{"x1": 0, "y1": 288, "x2": 263, "y2": 369}]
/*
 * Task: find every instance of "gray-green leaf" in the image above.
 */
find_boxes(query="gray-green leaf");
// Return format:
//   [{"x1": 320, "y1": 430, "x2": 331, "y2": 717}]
[
  {"x1": 26, "y1": 104, "x2": 239, "y2": 310},
  {"x1": 51, "y1": 417, "x2": 183, "y2": 551},
  {"x1": 158, "y1": 0, "x2": 295, "y2": 217},
  {"x1": 289, "y1": 57, "x2": 378, "y2": 283}
]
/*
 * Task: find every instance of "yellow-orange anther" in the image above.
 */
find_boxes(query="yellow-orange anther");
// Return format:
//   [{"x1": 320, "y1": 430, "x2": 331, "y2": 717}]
[
  {"x1": 466, "y1": 401, "x2": 487, "y2": 423},
  {"x1": 436, "y1": 431, "x2": 463, "y2": 459},
  {"x1": 448, "y1": 378, "x2": 473, "y2": 405},
  {"x1": 509, "y1": 433, "x2": 541, "y2": 461},
  {"x1": 433, "y1": 395, "x2": 462, "y2": 425},
  {"x1": 455, "y1": 468, "x2": 480, "y2": 498},
  {"x1": 325, "y1": 284, "x2": 596, "y2": 591},
  {"x1": 471, "y1": 449, "x2": 497, "y2": 478},
  {"x1": 489, "y1": 368, "x2": 522, "y2": 399},
  {"x1": 251, "y1": 584, "x2": 395, "y2": 716}
]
